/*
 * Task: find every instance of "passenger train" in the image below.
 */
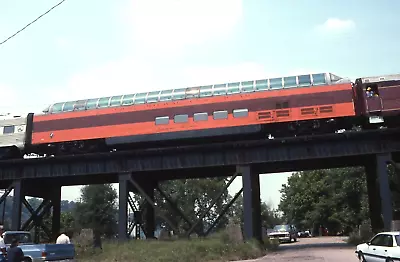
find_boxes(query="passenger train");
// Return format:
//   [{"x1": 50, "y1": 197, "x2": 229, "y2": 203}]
[{"x1": 0, "y1": 72, "x2": 399, "y2": 159}]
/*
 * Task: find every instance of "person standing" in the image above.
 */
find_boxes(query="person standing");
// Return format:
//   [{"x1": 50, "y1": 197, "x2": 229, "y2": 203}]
[
  {"x1": 7, "y1": 239, "x2": 24, "y2": 262},
  {"x1": 0, "y1": 225, "x2": 6, "y2": 262}
]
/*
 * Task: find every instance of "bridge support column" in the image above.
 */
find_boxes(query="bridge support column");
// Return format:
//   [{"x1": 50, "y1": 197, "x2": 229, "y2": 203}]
[
  {"x1": 118, "y1": 174, "x2": 129, "y2": 240},
  {"x1": 238, "y1": 165, "x2": 262, "y2": 242},
  {"x1": 143, "y1": 182, "x2": 155, "y2": 239},
  {"x1": 51, "y1": 186, "x2": 61, "y2": 241},
  {"x1": 11, "y1": 180, "x2": 24, "y2": 230},
  {"x1": 365, "y1": 153, "x2": 393, "y2": 232}
]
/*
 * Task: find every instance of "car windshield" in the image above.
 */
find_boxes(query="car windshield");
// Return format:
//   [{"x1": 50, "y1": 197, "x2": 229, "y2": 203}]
[
  {"x1": 273, "y1": 225, "x2": 290, "y2": 232},
  {"x1": 395, "y1": 235, "x2": 400, "y2": 246},
  {"x1": 4, "y1": 233, "x2": 33, "y2": 244}
]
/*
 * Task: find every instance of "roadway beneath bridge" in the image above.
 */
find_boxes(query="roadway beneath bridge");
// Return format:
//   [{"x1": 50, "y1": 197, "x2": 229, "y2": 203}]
[{"x1": 236, "y1": 237, "x2": 358, "y2": 262}]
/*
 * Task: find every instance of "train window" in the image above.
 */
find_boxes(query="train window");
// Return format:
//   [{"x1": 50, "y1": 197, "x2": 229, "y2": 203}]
[
  {"x1": 213, "y1": 110, "x2": 228, "y2": 120},
  {"x1": 194, "y1": 112, "x2": 208, "y2": 121},
  {"x1": 284, "y1": 76, "x2": 297, "y2": 88},
  {"x1": 74, "y1": 100, "x2": 86, "y2": 111},
  {"x1": 173, "y1": 88, "x2": 186, "y2": 100},
  {"x1": 86, "y1": 99, "x2": 98, "y2": 109},
  {"x1": 147, "y1": 91, "x2": 160, "y2": 103},
  {"x1": 270, "y1": 78, "x2": 283, "y2": 89},
  {"x1": 298, "y1": 75, "x2": 312, "y2": 86},
  {"x1": 3, "y1": 125, "x2": 14, "y2": 134},
  {"x1": 51, "y1": 103, "x2": 63, "y2": 113},
  {"x1": 63, "y1": 102, "x2": 74, "y2": 112},
  {"x1": 110, "y1": 96, "x2": 123, "y2": 106},
  {"x1": 255, "y1": 79, "x2": 268, "y2": 91},
  {"x1": 227, "y1": 82, "x2": 240, "y2": 94},
  {"x1": 134, "y1": 93, "x2": 146, "y2": 104},
  {"x1": 174, "y1": 114, "x2": 188, "y2": 123},
  {"x1": 122, "y1": 94, "x2": 135, "y2": 105},
  {"x1": 186, "y1": 87, "x2": 200, "y2": 99},
  {"x1": 213, "y1": 84, "x2": 227, "y2": 96},
  {"x1": 97, "y1": 97, "x2": 110, "y2": 108},
  {"x1": 199, "y1": 86, "x2": 213, "y2": 97},
  {"x1": 233, "y1": 109, "x2": 249, "y2": 118},
  {"x1": 312, "y1": 73, "x2": 326, "y2": 85},
  {"x1": 159, "y1": 90, "x2": 173, "y2": 101},
  {"x1": 241, "y1": 81, "x2": 254, "y2": 93},
  {"x1": 155, "y1": 116, "x2": 169, "y2": 125}
]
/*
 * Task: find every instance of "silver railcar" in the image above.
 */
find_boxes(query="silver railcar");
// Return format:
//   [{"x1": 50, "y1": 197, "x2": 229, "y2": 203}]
[{"x1": 0, "y1": 115, "x2": 28, "y2": 158}]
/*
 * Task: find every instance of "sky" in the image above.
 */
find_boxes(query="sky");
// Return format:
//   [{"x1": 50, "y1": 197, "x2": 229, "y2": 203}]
[{"x1": 0, "y1": 0, "x2": 399, "y2": 208}]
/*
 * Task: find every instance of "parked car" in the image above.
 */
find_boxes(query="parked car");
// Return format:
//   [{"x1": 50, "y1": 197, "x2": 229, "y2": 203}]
[
  {"x1": 3, "y1": 231, "x2": 75, "y2": 261},
  {"x1": 268, "y1": 224, "x2": 297, "y2": 243},
  {"x1": 355, "y1": 231, "x2": 400, "y2": 261}
]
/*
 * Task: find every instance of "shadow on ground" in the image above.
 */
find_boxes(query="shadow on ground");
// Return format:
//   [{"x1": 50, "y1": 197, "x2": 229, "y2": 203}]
[{"x1": 276, "y1": 237, "x2": 352, "y2": 252}]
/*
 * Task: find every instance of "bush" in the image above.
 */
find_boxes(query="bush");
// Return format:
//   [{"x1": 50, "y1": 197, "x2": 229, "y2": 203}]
[{"x1": 347, "y1": 222, "x2": 375, "y2": 246}]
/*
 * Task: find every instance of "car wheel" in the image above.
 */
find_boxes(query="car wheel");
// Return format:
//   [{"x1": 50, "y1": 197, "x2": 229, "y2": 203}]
[
  {"x1": 386, "y1": 258, "x2": 394, "y2": 262},
  {"x1": 358, "y1": 252, "x2": 366, "y2": 262}
]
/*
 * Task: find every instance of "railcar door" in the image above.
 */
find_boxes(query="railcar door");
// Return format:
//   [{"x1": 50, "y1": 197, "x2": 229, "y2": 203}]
[{"x1": 365, "y1": 83, "x2": 383, "y2": 113}]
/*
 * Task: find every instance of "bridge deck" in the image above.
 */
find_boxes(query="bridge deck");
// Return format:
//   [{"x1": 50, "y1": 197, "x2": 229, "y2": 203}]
[{"x1": 0, "y1": 128, "x2": 399, "y2": 184}]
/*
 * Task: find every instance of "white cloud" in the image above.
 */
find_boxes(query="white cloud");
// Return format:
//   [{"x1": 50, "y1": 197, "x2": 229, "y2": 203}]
[
  {"x1": 124, "y1": 0, "x2": 243, "y2": 55},
  {"x1": 55, "y1": 37, "x2": 72, "y2": 49},
  {"x1": 316, "y1": 18, "x2": 355, "y2": 34}
]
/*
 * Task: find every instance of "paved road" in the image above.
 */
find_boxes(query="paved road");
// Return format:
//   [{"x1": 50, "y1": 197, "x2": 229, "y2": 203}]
[{"x1": 239, "y1": 237, "x2": 358, "y2": 262}]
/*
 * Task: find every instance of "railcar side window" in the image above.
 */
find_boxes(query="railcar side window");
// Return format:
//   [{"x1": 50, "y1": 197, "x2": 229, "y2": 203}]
[
  {"x1": 74, "y1": 100, "x2": 86, "y2": 111},
  {"x1": 199, "y1": 86, "x2": 213, "y2": 97},
  {"x1": 155, "y1": 116, "x2": 169, "y2": 125},
  {"x1": 194, "y1": 112, "x2": 208, "y2": 121},
  {"x1": 86, "y1": 99, "x2": 98, "y2": 109},
  {"x1": 186, "y1": 87, "x2": 200, "y2": 99},
  {"x1": 173, "y1": 88, "x2": 186, "y2": 100},
  {"x1": 298, "y1": 75, "x2": 312, "y2": 86},
  {"x1": 51, "y1": 103, "x2": 63, "y2": 113},
  {"x1": 134, "y1": 93, "x2": 146, "y2": 104},
  {"x1": 255, "y1": 80, "x2": 268, "y2": 91},
  {"x1": 233, "y1": 109, "x2": 249, "y2": 118},
  {"x1": 174, "y1": 114, "x2": 188, "y2": 123},
  {"x1": 284, "y1": 76, "x2": 297, "y2": 88},
  {"x1": 213, "y1": 110, "x2": 228, "y2": 120},
  {"x1": 159, "y1": 90, "x2": 173, "y2": 101},
  {"x1": 147, "y1": 91, "x2": 160, "y2": 103},
  {"x1": 270, "y1": 78, "x2": 282, "y2": 89},
  {"x1": 241, "y1": 81, "x2": 254, "y2": 93},
  {"x1": 227, "y1": 82, "x2": 240, "y2": 94},
  {"x1": 97, "y1": 97, "x2": 110, "y2": 108},
  {"x1": 63, "y1": 102, "x2": 74, "y2": 112},
  {"x1": 122, "y1": 94, "x2": 134, "y2": 105},
  {"x1": 110, "y1": 96, "x2": 123, "y2": 106},
  {"x1": 312, "y1": 73, "x2": 326, "y2": 85},
  {"x1": 3, "y1": 126, "x2": 15, "y2": 134},
  {"x1": 213, "y1": 84, "x2": 227, "y2": 96}
]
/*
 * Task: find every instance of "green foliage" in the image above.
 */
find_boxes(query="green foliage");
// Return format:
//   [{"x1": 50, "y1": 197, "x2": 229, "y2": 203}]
[
  {"x1": 230, "y1": 194, "x2": 283, "y2": 229},
  {"x1": 278, "y1": 167, "x2": 370, "y2": 234},
  {"x1": 74, "y1": 184, "x2": 118, "y2": 237}
]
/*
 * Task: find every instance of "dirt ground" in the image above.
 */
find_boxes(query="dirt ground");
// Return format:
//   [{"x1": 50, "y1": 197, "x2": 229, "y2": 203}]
[{"x1": 237, "y1": 236, "x2": 358, "y2": 262}]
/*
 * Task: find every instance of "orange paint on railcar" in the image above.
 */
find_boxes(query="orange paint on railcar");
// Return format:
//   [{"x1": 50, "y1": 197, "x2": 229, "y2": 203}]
[
  {"x1": 32, "y1": 102, "x2": 355, "y2": 144},
  {"x1": 33, "y1": 83, "x2": 353, "y2": 122}
]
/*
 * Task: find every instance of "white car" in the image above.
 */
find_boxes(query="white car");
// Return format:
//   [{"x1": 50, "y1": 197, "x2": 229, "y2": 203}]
[{"x1": 356, "y1": 231, "x2": 400, "y2": 261}]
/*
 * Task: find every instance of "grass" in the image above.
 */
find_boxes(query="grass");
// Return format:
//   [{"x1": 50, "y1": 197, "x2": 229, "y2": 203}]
[{"x1": 75, "y1": 231, "x2": 280, "y2": 262}]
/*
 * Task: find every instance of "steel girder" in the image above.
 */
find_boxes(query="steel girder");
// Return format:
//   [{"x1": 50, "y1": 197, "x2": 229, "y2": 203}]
[{"x1": 0, "y1": 129, "x2": 399, "y2": 180}]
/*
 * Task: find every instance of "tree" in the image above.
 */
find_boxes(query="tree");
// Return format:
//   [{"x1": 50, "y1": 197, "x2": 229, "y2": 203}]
[
  {"x1": 278, "y1": 167, "x2": 370, "y2": 235},
  {"x1": 73, "y1": 184, "x2": 118, "y2": 237},
  {"x1": 134, "y1": 177, "x2": 232, "y2": 235},
  {"x1": 230, "y1": 194, "x2": 283, "y2": 229}
]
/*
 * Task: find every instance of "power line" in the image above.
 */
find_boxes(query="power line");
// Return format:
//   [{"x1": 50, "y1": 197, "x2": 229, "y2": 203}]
[{"x1": 0, "y1": 0, "x2": 67, "y2": 46}]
